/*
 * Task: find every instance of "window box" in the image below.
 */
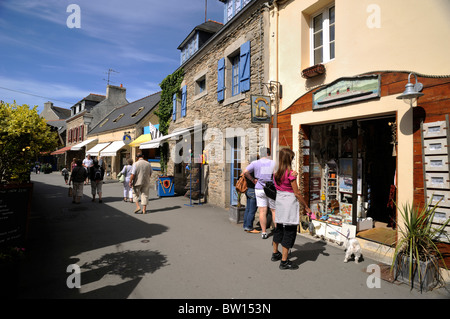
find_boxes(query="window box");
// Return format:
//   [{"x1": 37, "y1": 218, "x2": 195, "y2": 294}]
[{"x1": 301, "y1": 63, "x2": 326, "y2": 79}]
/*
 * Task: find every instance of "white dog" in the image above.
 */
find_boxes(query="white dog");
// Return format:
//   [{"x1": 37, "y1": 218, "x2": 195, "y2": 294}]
[{"x1": 343, "y1": 238, "x2": 362, "y2": 263}]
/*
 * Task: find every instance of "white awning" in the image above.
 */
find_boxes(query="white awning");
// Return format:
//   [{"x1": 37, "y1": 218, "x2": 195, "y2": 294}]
[
  {"x1": 71, "y1": 138, "x2": 97, "y2": 151},
  {"x1": 100, "y1": 140, "x2": 126, "y2": 157},
  {"x1": 86, "y1": 142, "x2": 111, "y2": 156},
  {"x1": 140, "y1": 126, "x2": 195, "y2": 150}
]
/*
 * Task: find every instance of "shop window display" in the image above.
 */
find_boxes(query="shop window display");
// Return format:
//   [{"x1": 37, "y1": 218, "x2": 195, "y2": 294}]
[{"x1": 308, "y1": 117, "x2": 397, "y2": 245}]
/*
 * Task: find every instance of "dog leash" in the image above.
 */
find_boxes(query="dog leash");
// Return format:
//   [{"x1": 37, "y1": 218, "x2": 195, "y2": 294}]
[{"x1": 324, "y1": 223, "x2": 350, "y2": 239}]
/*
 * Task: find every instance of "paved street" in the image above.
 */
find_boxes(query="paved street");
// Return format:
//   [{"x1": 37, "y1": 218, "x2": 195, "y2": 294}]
[{"x1": 16, "y1": 172, "x2": 449, "y2": 301}]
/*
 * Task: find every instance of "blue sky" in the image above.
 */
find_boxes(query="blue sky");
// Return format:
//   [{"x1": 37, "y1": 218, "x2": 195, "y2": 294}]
[{"x1": 0, "y1": 0, "x2": 224, "y2": 113}]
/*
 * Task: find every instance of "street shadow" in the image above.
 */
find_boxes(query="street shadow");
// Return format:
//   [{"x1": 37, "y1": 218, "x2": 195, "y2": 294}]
[
  {"x1": 148, "y1": 206, "x2": 182, "y2": 214},
  {"x1": 68, "y1": 249, "x2": 168, "y2": 298},
  {"x1": 17, "y1": 177, "x2": 170, "y2": 299},
  {"x1": 290, "y1": 240, "x2": 330, "y2": 266},
  {"x1": 80, "y1": 250, "x2": 167, "y2": 282}
]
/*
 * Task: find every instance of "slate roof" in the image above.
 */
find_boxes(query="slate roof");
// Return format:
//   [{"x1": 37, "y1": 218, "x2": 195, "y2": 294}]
[
  {"x1": 46, "y1": 119, "x2": 67, "y2": 134},
  {"x1": 177, "y1": 20, "x2": 223, "y2": 49},
  {"x1": 51, "y1": 105, "x2": 71, "y2": 119},
  {"x1": 88, "y1": 91, "x2": 161, "y2": 135}
]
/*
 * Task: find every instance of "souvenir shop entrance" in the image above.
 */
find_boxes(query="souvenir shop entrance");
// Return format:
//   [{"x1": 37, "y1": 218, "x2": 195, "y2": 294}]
[{"x1": 308, "y1": 115, "x2": 397, "y2": 245}]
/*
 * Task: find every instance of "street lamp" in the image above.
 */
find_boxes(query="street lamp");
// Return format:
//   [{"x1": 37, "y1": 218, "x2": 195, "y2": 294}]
[{"x1": 396, "y1": 73, "x2": 424, "y2": 104}]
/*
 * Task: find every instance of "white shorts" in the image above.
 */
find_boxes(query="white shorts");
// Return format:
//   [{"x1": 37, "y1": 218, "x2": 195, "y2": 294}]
[{"x1": 255, "y1": 188, "x2": 276, "y2": 209}]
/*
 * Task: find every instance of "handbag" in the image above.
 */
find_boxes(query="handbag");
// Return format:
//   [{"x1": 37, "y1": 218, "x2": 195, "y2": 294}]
[
  {"x1": 117, "y1": 172, "x2": 125, "y2": 183},
  {"x1": 263, "y1": 181, "x2": 277, "y2": 200},
  {"x1": 235, "y1": 173, "x2": 248, "y2": 193},
  {"x1": 68, "y1": 186, "x2": 73, "y2": 197}
]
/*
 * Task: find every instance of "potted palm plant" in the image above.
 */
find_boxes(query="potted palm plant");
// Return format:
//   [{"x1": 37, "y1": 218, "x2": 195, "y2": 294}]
[{"x1": 391, "y1": 199, "x2": 449, "y2": 291}]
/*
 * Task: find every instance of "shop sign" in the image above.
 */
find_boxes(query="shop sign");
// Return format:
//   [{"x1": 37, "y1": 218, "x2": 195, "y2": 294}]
[
  {"x1": 123, "y1": 133, "x2": 132, "y2": 145},
  {"x1": 251, "y1": 95, "x2": 271, "y2": 123},
  {"x1": 313, "y1": 75, "x2": 380, "y2": 110}
]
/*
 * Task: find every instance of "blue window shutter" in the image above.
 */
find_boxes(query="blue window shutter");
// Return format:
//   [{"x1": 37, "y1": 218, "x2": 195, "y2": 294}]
[
  {"x1": 217, "y1": 57, "x2": 225, "y2": 102},
  {"x1": 181, "y1": 85, "x2": 187, "y2": 117},
  {"x1": 239, "y1": 41, "x2": 251, "y2": 93},
  {"x1": 172, "y1": 93, "x2": 177, "y2": 121}
]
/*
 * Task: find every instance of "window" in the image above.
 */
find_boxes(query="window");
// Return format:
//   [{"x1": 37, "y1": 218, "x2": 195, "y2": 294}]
[
  {"x1": 217, "y1": 40, "x2": 251, "y2": 102},
  {"x1": 172, "y1": 85, "x2": 187, "y2": 121},
  {"x1": 113, "y1": 113, "x2": 124, "y2": 123},
  {"x1": 131, "y1": 107, "x2": 144, "y2": 117},
  {"x1": 99, "y1": 118, "x2": 109, "y2": 127},
  {"x1": 180, "y1": 33, "x2": 199, "y2": 65},
  {"x1": 195, "y1": 76, "x2": 206, "y2": 95},
  {"x1": 79, "y1": 125, "x2": 84, "y2": 141},
  {"x1": 224, "y1": 0, "x2": 252, "y2": 24},
  {"x1": 311, "y1": 4, "x2": 335, "y2": 65},
  {"x1": 231, "y1": 55, "x2": 240, "y2": 96},
  {"x1": 226, "y1": 1, "x2": 233, "y2": 22}
]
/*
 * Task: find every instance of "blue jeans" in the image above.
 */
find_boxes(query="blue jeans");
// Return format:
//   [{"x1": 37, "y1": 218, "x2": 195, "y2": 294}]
[{"x1": 243, "y1": 188, "x2": 257, "y2": 230}]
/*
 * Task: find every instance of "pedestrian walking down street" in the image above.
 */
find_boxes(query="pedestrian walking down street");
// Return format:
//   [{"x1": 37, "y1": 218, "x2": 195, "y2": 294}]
[
  {"x1": 83, "y1": 154, "x2": 94, "y2": 185},
  {"x1": 89, "y1": 159, "x2": 104, "y2": 203},
  {"x1": 244, "y1": 147, "x2": 276, "y2": 239},
  {"x1": 120, "y1": 158, "x2": 134, "y2": 202},
  {"x1": 61, "y1": 166, "x2": 70, "y2": 184},
  {"x1": 68, "y1": 159, "x2": 87, "y2": 204},
  {"x1": 129, "y1": 153, "x2": 153, "y2": 214},
  {"x1": 70, "y1": 158, "x2": 77, "y2": 172},
  {"x1": 272, "y1": 148, "x2": 311, "y2": 270}
]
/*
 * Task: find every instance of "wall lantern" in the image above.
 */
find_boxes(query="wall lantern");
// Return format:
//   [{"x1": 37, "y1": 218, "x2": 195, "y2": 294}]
[{"x1": 396, "y1": 73, "x2": 424, "y2": 103}]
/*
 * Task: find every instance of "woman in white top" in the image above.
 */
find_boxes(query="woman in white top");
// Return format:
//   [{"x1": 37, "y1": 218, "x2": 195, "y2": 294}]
[{"x1": 120, "y1": 158, "x2": 134, "y2": 202}]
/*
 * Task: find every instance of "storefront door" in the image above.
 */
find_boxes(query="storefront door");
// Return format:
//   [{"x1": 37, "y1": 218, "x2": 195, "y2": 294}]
[{"x1": 308, "y1": 116, "x2": 397, "y2": 241}]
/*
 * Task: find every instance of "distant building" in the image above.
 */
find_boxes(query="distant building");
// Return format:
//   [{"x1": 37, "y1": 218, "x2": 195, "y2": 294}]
[
  {"x1": 40, "y1": 101, "x2": 71, "y2": 121},
  {"x1": 87, "y1": 91, "x2": 161, "y2": 179},
  {"x1": 51, "y1": 85, "x2": 128, "y2": 167}
]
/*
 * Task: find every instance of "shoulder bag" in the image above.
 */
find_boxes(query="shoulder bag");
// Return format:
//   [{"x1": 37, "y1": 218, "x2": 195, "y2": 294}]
[
  {"x1": 235, "y1": 173, "x2": 248, "y2": 193},
  {"x1": 263, "y1": 180, "x2": 277, "y2": 200}
]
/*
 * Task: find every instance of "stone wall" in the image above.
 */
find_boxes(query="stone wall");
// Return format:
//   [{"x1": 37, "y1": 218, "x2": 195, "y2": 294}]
[{"x1": 167, "y1": 3, "x2": 270, "y2": 209}]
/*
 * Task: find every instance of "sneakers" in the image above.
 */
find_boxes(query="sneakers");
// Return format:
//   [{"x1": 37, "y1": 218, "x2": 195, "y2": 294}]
[
  {"x1": 261, "y1": 232, "x2": 268, "y2": 239},
  {"x1": 271, "y1": 251, "x2": 282, "y2": 261},
  {"x1": 279, "y1": 259, "x2": 299, "y2": 270}
]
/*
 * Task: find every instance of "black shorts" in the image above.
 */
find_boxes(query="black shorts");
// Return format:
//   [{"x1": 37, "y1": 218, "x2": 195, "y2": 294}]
[{"x1": 273, "y1": 223, "x2": 297, "y2": 248}]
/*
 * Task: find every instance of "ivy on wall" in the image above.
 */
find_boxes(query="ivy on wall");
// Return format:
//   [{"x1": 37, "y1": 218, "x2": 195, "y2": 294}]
[{"x1": 155, "y1": 68, "x2": 184, "y2": 174}]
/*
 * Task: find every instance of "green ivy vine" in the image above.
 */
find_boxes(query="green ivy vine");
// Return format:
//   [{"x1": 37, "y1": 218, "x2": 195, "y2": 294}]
[{"x1": 155, "y1": 68, "x2": 184, "y2": 175}]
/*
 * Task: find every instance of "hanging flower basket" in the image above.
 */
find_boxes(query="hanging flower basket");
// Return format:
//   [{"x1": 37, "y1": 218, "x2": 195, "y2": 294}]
[{"x1": 301, "y1": 64, "x2": 326, "y2": 79}]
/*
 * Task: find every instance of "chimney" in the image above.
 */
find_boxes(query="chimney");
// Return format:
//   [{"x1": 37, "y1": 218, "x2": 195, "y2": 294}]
[
  {"x1": 44, "y1": 101, "x2": 53, "y2": 111},
  {"x1": 106, "y1": 84, "x2": 127, "y2": 103}
]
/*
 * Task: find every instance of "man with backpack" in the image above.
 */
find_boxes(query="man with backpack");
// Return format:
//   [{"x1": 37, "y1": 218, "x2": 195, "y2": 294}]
[{"x1": 89, "y1": 159, "x2": 105, "y2": 203}]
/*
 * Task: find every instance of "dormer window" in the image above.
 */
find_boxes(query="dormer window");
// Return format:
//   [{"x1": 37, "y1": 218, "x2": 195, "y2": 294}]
[
  {"x1": 181, "y1": 33, "x2": 199, "y2": 65},
  {"x1": 223, "y1": 0, "x2": 252, "y2": 24},
  {"x1": 178, "y1": 20, "x2": 222, "y2": 65}
]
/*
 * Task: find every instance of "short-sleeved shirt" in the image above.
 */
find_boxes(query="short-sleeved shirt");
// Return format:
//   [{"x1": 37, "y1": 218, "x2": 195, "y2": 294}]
[
  {"x1": 131, "y1": 159, "x2": 153, "y2": 187},
  {"x1": 83, "y1": 158, "x2": 93, "y2": 168},
  {"x1": 274, "y1": 170, "x2": 297, "y2": 193},
  {"x1": 245, "y1": 158, "x2": 275, "y2": 190}
]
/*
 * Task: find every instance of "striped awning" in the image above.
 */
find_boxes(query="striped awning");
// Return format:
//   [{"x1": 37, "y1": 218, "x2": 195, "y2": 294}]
[
  {"x1": 128, "y1": 134, "x2": 152, "y2": 147},
  {"x1": 50, "y1": 145, "x2": 72, "y2": 155}
]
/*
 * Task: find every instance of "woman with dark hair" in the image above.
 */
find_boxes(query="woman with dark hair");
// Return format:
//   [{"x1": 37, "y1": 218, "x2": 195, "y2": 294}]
[{"x1": 271, "y1": 148, "x2": 311, "y2": 270}]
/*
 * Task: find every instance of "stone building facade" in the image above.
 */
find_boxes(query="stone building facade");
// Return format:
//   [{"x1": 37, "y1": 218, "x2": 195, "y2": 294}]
[{"x1": 166, "y1": 0, "x2": 271, "y2": 209}]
